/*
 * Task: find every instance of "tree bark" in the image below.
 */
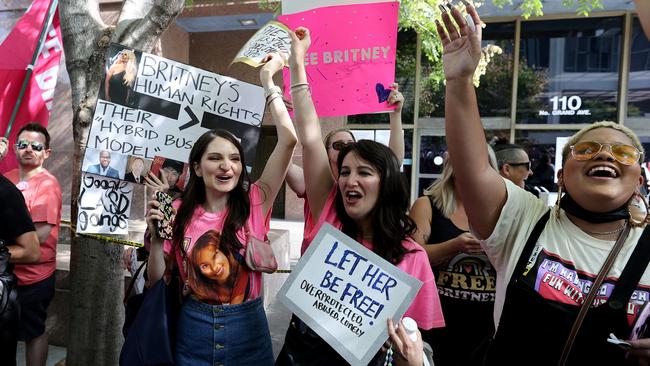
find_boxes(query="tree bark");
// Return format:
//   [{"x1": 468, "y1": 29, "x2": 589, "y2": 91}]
[{"x1": 59, "y1": 0, "x2": 184, "y2": 364}]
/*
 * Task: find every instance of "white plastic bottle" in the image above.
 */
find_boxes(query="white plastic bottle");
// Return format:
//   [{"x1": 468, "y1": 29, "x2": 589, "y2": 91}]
[
  {"x1": 401, "y1": 317, "x2": 433, "y2": 366},
  {"x1": 401, "y1": 317, "x2": 418, "y2": 342}
]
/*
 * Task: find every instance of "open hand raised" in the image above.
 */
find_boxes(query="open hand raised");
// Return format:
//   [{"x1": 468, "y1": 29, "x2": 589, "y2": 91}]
[{"x1": 435, "y1": 2, "x2": 483, "y2": 82}]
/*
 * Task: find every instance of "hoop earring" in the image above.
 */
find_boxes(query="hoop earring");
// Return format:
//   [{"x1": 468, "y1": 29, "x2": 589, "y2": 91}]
[
  {"x1": 628, "y1": 192, "x2": 649, "y2": 227},
  {"x1": 555, "y1": 185, "x2": 563, "y2": 219}
]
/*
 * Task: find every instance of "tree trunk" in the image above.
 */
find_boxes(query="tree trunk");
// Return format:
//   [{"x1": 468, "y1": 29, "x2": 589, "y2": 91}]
[{"x1": 58, "y1": 0, "x2": 184, "y2": 363}]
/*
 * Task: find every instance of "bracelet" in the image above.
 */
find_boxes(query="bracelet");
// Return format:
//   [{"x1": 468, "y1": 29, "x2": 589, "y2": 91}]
[
  {"x1": 290, "y1": 84, "x2": 311, "y2": 95},
  {"x1": 266, "y1": 93, "x2": 282, "y2": 105},
  {"x1": 290, "y1": 82, "x2": 309, "y2": 90},
  {"x1": 264, "y1": 85, "x2": 282, "y2": 99}
]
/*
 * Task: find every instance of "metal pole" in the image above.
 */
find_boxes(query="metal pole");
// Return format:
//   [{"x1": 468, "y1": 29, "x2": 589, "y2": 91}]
[{"x1": 4, "y1": 0, "x2": 59, "y2": 138}]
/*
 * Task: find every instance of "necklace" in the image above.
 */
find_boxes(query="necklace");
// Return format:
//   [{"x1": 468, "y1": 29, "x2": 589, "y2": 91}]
[{"x1": 582, "y1": 225, "x2": 626, "y2": 236}]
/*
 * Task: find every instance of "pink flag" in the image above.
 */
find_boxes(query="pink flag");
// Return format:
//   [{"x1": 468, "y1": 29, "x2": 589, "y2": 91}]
[
  {"x1": 0, "y1": 0, "x2": 63, "y2": 173},
  {"x1": 279, "y1": 1, "x2": 399, "y2": 117}
]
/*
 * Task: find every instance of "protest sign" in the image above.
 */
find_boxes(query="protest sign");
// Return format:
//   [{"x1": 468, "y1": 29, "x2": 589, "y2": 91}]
[
  {"x1": 232, "y1": 21, "x2": 291, "y2": 67},
  {"x1": 77, "y1": 173, "x2": 133, "y2": 235},
  {"x1": 279, "y1": 2, "x2": 399, "y2": 117},
  {"x1": 83, "y1": 43, "x2": 265, "y2": 174},
  {"x1": 278, "y1": 223, "x2": 422, "y2": 365}
]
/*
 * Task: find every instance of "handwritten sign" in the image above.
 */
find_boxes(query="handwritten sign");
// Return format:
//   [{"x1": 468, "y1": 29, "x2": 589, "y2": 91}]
[
  {"x1": 279, "y1": 2, "x2": 399, "y2": 117},
  {"x1": 83, "y1": 43, "x2": 265, "y2": 173},
  {"x1": 278, "y1": 223, "x2": 422, "y2": 365},
  {"x1": 77, "y1": 174, "x2": 133, "y2": 235},
  {"x1": 233, "y1": 21, "x2": 291, "y2": 67}
]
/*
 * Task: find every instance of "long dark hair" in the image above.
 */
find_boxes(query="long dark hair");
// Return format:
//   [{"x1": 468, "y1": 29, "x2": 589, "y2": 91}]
[
  {"x1": 335, "y1": 140, "x2": 416, "y2": 264},
  {"x1": 172, "y1": 130, "x2": 251, "y2": 257}
]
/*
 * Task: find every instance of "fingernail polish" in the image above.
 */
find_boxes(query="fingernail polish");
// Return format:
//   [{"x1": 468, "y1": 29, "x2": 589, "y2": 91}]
[
  {"x1": 462, "y1": 0, "x2": 470, "y2": 6},
  {"x1": 447, "y1": 3, "x2": 455, "y2": 12},
  {"x1": 438, "y1": 4, "x2": 447, "y2": 12}
]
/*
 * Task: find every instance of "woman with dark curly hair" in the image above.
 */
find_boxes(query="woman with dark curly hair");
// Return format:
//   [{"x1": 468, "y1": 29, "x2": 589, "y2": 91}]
[{"x1": 276, "y1": 27, "x2": 444, "y2": 366}]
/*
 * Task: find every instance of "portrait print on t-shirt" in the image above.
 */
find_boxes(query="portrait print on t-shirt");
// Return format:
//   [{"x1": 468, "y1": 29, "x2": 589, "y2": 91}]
[{"x1": 185, "y1": 230, "x2": 249, "y2": 305}]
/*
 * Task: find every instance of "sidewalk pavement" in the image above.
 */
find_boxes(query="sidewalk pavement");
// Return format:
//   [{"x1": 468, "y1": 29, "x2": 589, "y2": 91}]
[{"x1": 17, "y1": 218, "x2": 305, "y2": 364}]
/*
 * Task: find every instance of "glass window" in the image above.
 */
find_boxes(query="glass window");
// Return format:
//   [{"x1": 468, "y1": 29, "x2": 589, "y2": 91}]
[
  {"x1": 419, "y1": 22, "x2": 515, "y2": 118},
  {"x1": 517, "y1": 17, "x2": 623, "y2": 124},
  {"x1": 349, "y1": 29, "x2": 417, "y2": 125},
  {"x1": 515, "y1": 130, "x2": 576, "y2": 191},
  {"x1": 476, "y1": 22, "x2": 516, "y2": 117},
  {"x1": 418, "y1": 135, "x2": 446, "y2": 175},
  {"x1": 628, "y1": 17, "x2": 650, "y2": 118}
]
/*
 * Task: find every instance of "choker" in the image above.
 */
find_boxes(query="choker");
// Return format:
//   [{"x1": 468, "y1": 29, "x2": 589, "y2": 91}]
[{"x1": 559, "y1": 192, "x2": 629, "y2": 224}]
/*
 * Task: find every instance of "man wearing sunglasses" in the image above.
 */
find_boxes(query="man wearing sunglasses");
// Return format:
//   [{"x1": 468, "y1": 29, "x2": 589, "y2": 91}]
[
  {"x1": 5, "y1": 123, "x2": 61, "y2": 366},
  {"x1": 494, "y1": 143, "x2": 533, "y2": 189}
]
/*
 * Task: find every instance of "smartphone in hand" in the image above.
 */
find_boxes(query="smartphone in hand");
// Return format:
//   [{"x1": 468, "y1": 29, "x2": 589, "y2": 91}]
[{"x1": 155, "y1": 191, "x2": 174, "y2": 240}]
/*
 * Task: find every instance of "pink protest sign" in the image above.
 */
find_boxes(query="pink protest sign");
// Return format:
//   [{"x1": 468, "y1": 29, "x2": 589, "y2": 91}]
[{"x1": 279, "y1": 1, "x2": 399, "y2": 117}]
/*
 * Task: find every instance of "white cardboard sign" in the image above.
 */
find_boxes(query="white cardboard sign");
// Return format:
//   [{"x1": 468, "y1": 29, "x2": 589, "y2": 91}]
[
  {"x1": 233, "y1": 21, "x2": 292, "y2": 68},
  {"x1": 77, "y1": 174, "x2": 133, "y2": 234},
  {"x1": 278, "y1": 223, "x2": 422, "y2": 365},
  {"x1": 84, "y1": 44, "x2": 265, "y2": 167}
]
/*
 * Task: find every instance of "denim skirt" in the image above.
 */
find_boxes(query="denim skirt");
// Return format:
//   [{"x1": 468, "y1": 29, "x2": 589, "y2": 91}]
[{"x1": 175, "y1": 296, "x2": 273, "y2": 366}]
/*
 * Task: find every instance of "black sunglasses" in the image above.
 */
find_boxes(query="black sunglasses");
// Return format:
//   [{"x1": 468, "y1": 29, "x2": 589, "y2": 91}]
[
  {"x1": 329, "y1": 141, "x2": 354, "y2": 151},
  {"x1": 15, "y1": 140, "x2": 45, "y2": 152},
  {"x1": 508, "y1": 162, "x2": 531, "y2": 170}
]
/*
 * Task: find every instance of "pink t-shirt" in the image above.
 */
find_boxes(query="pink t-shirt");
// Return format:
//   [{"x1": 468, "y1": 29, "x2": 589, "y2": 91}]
[
  {"x1": 163, "y1": 184, "x2": 270, "y2": 304},
  {"x1": 6, "y1": 169, "x2": 61, "y2": 285},
  {"x1": 303, "y1": 187, "x2": 445, "y2": 330}
]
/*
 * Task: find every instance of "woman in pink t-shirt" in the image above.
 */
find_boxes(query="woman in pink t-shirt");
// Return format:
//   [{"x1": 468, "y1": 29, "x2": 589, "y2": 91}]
[
  {"x1": 276, "y1": 27, "x2": 444, "y2": 366},
  {"x1": 145, "y1": 52, "x2": 296, "y2": 366}
]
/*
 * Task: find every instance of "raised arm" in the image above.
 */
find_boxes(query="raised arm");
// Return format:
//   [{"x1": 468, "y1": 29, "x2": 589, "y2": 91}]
[
  {"x1": 257, "y1": 52, "x2": 298, "y2": 216},
  {"x1": 437, "y1": 3, "x2": 506, "y2": 238},
  {"x1": 388, "y1": 83, "x2": 405, "y2": 165},
  {"x1": 285, "y1": 164, "x2": 306, "y2": 197},
  {"x1": 289, "y1": 27, "x2": 335, "y2": 221}
]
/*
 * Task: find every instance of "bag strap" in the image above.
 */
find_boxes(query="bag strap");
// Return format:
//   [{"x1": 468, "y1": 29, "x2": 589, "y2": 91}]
[
  {"x1": 123, "y1": 260, "x2": 147, "y2": 306},
  {"x1": 512, "y1": 210, "x2": 551, "y2": 278},
  {"x1": 608, "y1": 224, "x2": 650, "y2": 309},
  {"x1": 557, "y1": 223, "x2": 632, "y2": 366}
]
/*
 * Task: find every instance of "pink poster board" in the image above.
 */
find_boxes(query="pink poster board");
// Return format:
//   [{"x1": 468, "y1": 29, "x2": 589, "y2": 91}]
[{"x1": 279, "y1": 1, "x2": 399, "y2": 117}]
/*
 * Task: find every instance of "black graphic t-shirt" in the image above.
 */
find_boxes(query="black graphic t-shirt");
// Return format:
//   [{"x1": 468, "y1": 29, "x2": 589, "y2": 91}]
[{"x1": 424, "y1": 198, "x2": 496, "y2": 366}]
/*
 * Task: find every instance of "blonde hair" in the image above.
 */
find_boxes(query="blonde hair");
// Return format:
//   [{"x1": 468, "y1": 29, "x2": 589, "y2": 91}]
[
  {"x1": 562, "y1": 121, "x2": 644, "y2": 164},
  {"x1": 424, "y1": 144, "x2": 498, "y2": 217},
  {"x1": 323, "y1": 127, "x2": 355, "y2": 148},
  {"x1": 119, "y1": 50, "x2": 137, "y2": 87}
]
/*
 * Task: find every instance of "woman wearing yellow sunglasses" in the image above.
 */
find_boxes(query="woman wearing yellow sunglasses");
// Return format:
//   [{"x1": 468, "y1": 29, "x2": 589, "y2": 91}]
[{"x1": 437, "y1": 2, "x2": 650, "y2": 365}]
